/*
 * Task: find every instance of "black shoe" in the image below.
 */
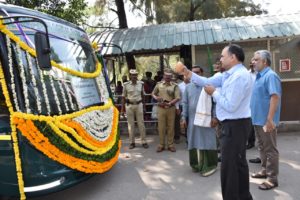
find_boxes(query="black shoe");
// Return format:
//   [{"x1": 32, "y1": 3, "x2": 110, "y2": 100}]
[
  {"x1": 142, "y1": 143, "x2": 149, "y2": 149},
  {"x1": 129, "y1": 143, "x2": 135, "y2": 149},
  {"x1": 249, "y1": 157, "x2": 261, "y2": 164},
  {"x1": 246, "y1": 143, "x2": 255, "y2": 149}
]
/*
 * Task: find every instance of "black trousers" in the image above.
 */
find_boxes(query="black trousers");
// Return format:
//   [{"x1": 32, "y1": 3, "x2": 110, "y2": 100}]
[
  {"x1": 221, "y1": 118, "x2": 253, "y2": 200},
  {"x1": 174, "y1": 107, "x2": 181, "y2": 140},
  {"x1": 247, "y1": 124, "x2": 256, "y2": 146}
]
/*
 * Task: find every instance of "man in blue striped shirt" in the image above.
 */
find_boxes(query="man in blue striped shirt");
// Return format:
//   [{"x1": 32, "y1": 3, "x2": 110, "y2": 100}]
[
  {"x1": 175, "y1": 44, "x2": 253, "y2": 200},
  {"x1": 250, "y1": 50, "x2": 281, "y2": 190}
]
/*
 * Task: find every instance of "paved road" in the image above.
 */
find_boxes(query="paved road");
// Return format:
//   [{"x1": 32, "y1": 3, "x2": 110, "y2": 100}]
[{"x1": 33, "y1": 132, "x2": 300, "y2": 200}]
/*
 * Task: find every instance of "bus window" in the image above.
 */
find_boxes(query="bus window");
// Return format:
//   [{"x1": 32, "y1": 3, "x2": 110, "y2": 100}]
[{"x1": 0, "y1": 85, "x2": 10, "y2": 134}]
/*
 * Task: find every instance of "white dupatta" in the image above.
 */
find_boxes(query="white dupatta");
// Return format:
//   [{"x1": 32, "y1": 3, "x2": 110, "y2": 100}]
[{"x1": 193, "y1": 88, "x2": 212, "y2": 127}]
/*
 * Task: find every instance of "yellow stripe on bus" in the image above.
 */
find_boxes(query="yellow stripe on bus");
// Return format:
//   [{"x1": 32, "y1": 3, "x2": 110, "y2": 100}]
[{"x1": 0, "y1": 135, "x2": 11, "y2": 140}]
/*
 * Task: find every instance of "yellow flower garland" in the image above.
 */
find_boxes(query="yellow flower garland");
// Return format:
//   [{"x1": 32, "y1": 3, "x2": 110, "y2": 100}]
[
  {"x1": 92, "y1": 42, "x2": 98, "y2": 50},
  {"x1": 0, "y1": 20, "x2": 102, "y2": 79},
  {"x1": 0, "y1": 61, "x2": 25, "y2": 199}
]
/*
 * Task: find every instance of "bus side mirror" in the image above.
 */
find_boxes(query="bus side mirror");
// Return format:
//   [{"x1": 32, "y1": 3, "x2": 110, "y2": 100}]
[{"x1": 35, "y1": 32, "x2": 51, "y2": 70}]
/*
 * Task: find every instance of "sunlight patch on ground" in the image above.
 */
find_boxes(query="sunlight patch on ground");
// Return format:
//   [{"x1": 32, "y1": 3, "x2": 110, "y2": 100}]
[
  {"x1": 135, "y1": 159, "x2": 195, "y2": 190},
  {"x1": 209, "y1": 191, "x2": 223, "y2": 199},
  {"x1": 170, "y1": 157, "x2": 185, "y2": 166},
  {"x1": 274, "y1": 190, "x2": 294, "y2": 200},
  {"x1": 280, "y1": 159, "x2": 300, "y2": 170}
]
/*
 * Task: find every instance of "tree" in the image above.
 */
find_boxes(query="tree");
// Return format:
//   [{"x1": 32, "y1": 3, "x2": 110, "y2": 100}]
[
  {"x1": 129, "y1": 0, "x2": 267, "y2": 23},
  {"x1": 92, "y1": 0, "x2": 266, "y2": 71},
  {"x1": 94, "y1": 0, "x2": 137, "y2": 70},
  {"x1": 6, "y1": 0, "x2": 88, "y2": 25}
]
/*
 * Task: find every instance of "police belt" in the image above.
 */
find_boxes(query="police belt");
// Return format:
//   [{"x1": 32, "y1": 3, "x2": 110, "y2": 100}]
[
  {"x1": 158, "y1": 100, "x2": 174, "y2": 109},
  {"x1": 126, "y1": 99, "x2": 142, "y2": 105}
]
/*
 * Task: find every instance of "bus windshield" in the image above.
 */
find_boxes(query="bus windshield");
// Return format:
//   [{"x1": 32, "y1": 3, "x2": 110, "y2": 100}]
[
  {"x1": 3, "y1": 17, "x2": 104, "y2": 115},
  {"x1": 5, "y1": 17, "x2": 97, "y2": 73}
]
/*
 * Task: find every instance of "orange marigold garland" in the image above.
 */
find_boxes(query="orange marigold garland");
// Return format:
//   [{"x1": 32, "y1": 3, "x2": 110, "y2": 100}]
[{"x1": 14, "y1": 118, "x2": 121, "y2": 173}]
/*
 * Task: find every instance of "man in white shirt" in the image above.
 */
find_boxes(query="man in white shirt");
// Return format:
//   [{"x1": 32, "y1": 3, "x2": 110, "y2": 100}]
[{"x1": 175, "y1": 44, "x2": 253, "y2": 200}]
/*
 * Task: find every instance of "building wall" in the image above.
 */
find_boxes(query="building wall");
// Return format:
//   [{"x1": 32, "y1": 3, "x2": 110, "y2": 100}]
[
  {"x1": 192, "y1": 37, "x2": 300, "y2": 121},
  {"x1": 281, "y1": 81, "x2": 300, "y2": 121},
  {"x1": 193, "y1": 41, "x2": 268, "y2": 76}
]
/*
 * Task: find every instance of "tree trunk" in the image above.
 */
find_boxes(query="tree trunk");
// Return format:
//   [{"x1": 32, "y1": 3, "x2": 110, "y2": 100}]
[
  {"x1": 159, "y1": 55, "x2": 164, "y2": 72},
  {"x1": 115, "y1": 0, "x2": 128, "y2": 28},
  {"x1": 115, "y1": 0, "x2": 136, "y2": 69},
  {"x1": 125, "y1": 53, "x2": 136, "y2": 70},
  {"x1": 189, "y1": 1, "x2": 195, "y2": 21}
]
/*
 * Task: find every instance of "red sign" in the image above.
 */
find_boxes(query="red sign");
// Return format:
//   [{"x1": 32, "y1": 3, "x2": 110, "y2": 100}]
[{"x1": 279, "y1": 59, "x2": 291, "y2": 72}]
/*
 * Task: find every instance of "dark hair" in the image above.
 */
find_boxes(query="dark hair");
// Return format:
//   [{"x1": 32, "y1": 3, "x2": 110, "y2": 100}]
[
  {"x1": 226, "y1": 44, "x2": 245, "y2": 62},
  {"x1": 145, "y1": 71, "x2": 152, "y2": 78},
  {"x1": 192, "y1": 65, "x2": 203, "y2": 73},
  {"x1": 192, "y1": 65, "x2": 204, "y2": 73}
]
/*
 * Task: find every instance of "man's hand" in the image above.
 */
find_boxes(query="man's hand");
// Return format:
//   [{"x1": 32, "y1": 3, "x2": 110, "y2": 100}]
[
  {"x1": 210, "y1": 118, "x2": 219, "y2": 128},
  {"x1": 175, "y1": 62, "x2": 186, "y2": 75},
  {"x1": 176, "y1": 108, "x2": 181, "y2": 115},
  {"x1": 121, "y1": 107, "x2": 125, "y2": 117},
  {"x1": 156, "y1": 96, "x2": 163, "y2": 102},
  {"x1": 204, "y1": 85, "x2": 216, "y2": 95},
  {"x1": 264, "y1": 119, "x2": 276, "y2": 133}
]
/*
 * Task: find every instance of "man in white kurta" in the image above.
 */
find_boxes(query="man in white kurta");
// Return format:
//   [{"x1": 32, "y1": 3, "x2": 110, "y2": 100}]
[{"x1": 181, "y1": 66, "x2": 218, "y2": 176}]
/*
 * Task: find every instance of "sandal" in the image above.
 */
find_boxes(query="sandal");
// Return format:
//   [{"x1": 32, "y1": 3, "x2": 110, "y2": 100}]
[
  {"x1": 156, "y1": 146, "x2": 164, "y2": 153},
  {"x1": 201, "y1": 168, "x2": 217, "y2": 177},
  {"x1": 251, "y1": 172, "x2": 267, "y2": 179},
  {"x1": 258, "y1": 181, "x2": 278, "y2": 190},
  {"x1": 168, "y1": 146, "x2": 176, "y2": 152}
]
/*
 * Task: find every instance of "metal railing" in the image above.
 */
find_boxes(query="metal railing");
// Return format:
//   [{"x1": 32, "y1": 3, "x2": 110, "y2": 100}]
[{"x1": 113, "y1": 93, "x2": 158, "y2": 134}]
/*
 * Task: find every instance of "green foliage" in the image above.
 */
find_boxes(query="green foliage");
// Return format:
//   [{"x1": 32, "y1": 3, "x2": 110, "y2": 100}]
[
  {"x1": 129, "y1": 0, "x2": 267, "y2": 23},
  {"x1": 6, "y1": 0, "x2": 88, "y2": 25},
  {"x1": 93, "y1": 0, "x2": 107, "y2": 15}
]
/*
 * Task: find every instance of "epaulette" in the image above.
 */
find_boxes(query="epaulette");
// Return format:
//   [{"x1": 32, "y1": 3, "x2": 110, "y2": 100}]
[
  {"x1": 137, "y1": 80, "x2": 144, "y2": 85},
  {"x1": 123, "y1": 81, "x2": 130, "y2": 86}
]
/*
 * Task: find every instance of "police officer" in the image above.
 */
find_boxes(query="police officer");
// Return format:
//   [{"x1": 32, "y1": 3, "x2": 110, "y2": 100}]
[
  {"x1": 152, "y1": 68, "x2": 180, "y2": 152},
  {"x1": 121, "y1": 69, "x2": 148, "y2": 149}
]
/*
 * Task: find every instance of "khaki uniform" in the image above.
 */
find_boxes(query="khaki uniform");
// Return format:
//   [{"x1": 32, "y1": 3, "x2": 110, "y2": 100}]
[
  {"x1": 152, "y1": 81, "x2": 180, "y2": 148},
  {"x1": 122, "y1": 80, "x2": 146, "y2": 144}
]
